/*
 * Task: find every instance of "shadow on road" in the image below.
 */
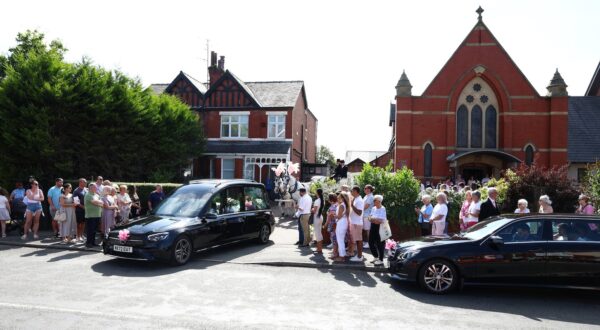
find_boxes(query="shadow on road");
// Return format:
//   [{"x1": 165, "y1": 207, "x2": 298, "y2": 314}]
[
  {"x1": 382, "y1": 276, "x2": 600, "y2": 326},
  {"x1": 90, "y1": 239, "x2": 275, "y2": 277}
]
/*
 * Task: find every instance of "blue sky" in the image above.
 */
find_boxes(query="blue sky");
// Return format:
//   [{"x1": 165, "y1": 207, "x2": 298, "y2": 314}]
[{"x1": 2, "y1": 0, "x2": 599, "y2": 159}]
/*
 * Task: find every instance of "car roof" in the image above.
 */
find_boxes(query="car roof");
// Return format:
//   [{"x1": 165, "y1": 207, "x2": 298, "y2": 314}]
[
  {"x1": 499, "y1": 213, "x2": 600, "y2": 221},
  {"x1": 187, "y1": 179, "x2": 262, "y2": 189}
]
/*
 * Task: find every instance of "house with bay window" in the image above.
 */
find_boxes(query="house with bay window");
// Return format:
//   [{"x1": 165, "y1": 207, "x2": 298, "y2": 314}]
[{"x1": 151, "y1": 52, "x2": 318, "y2": 183}]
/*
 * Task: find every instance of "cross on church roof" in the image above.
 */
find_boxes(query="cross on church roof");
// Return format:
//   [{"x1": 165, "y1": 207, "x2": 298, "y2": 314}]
[{"x1": 476, "y1": 6, "x2": 484, "y2": 21}]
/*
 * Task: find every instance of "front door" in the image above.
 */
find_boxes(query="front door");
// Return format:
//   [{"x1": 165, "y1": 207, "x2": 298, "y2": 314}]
[{"x1": 476, "y1": 219, "x2": 547, "y2": 284}]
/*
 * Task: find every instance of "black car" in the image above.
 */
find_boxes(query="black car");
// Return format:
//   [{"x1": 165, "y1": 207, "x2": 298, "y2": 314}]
[
  {"x1": 388, "y1": 214, "x2": 600, "y2": 294},
  {"x1": 103, "y1": 179, "x2": 275, "y2": 265}
]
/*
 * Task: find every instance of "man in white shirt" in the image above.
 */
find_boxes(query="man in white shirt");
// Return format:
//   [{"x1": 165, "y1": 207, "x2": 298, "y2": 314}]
[
  {"x1": 349, "y1": 186, "x2": 364, "y2": 261},
  {"x1": 296, "y1": 188, "x2": 313, "y2": 247}
]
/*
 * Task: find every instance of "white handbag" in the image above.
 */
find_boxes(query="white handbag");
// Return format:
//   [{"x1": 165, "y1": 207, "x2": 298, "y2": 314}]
[
  {"x1": 54, "y1": 208, "x2": 67, "y2": 222},
  {"x1": 379, "y1": 220, "x2": 392, "y2": 241}
]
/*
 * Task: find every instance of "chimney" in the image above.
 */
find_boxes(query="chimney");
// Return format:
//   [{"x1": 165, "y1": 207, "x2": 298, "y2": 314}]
[
  {"x1": 210, "y1": 51, "x2": 217, "y2": 67},
  {"x1": 218, "y1": 56, "x2": 225, "y2": 70},
  {"x1": 208, "y1": 51, "x2": 224, "y2": 87}
]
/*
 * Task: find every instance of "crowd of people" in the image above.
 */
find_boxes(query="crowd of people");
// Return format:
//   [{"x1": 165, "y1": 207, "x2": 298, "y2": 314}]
[
  {"x1": 293, "y1": 179, "x2": 598, "y2": 264},
  {"x1": 0, "y1": 176, "x2": 165, "y2": 248},
  {"x1": 295, "y1": 184, "x2": 387, "y2": 265}
]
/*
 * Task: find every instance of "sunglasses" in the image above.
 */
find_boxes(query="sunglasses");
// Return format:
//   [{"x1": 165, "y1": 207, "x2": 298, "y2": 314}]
[{"x1": 32, "y1": 183, "x2": 38, "y2": 186}]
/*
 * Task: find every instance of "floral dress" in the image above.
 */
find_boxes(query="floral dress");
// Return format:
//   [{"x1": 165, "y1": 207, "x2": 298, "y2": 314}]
[{"x1": 327, "y1": 203, "x2": 338, "y2": 244}]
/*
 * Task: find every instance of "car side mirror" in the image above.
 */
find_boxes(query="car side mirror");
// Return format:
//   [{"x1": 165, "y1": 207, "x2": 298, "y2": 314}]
[
  {"x1": 204, "y1": 212, "x2": 218, "y2": 220},
  {"x1": 490, "y1": 235, "x2": 504, "y2": 247}
]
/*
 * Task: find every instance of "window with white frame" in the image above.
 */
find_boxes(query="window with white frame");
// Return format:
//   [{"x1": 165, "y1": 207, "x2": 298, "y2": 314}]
[
  {"x1": 221, "y1": 115, "x2": 249, "y2": 138},
  {"x1": 268, "y1": 114, "x2": 286, "y2": 139},
  {"x1": 222, "y1": 159, "x2": 235, "y2": 179}
]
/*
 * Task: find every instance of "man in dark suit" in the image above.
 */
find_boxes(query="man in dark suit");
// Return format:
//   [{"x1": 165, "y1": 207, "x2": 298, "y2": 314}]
[{"x1": 479, "y1": 187, "x2": 500, "y2": 221}]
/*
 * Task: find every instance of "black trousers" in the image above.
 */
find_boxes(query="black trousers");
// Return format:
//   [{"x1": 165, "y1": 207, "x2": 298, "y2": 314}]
[
  {"x1": 85, "y1": 217, "x2": 100, "y2": 246},
  {"x1": 369, "y1": 223, "x2": 385, "y2": 261},
  {"x1": 420, "y1": 222, "x2": 431, "y2": 236}
]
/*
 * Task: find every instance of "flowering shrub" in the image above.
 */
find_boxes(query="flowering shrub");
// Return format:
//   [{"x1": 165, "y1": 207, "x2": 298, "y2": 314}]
[
  {"x1": 504, "y1": 164, "x2": 578, "y2": 213},
  {"x1": 354, "y1": 163, "x2": 420, "y2": 227},
  {"x1": 582, "y1": 161, "x2": 600, "y2": 214}
]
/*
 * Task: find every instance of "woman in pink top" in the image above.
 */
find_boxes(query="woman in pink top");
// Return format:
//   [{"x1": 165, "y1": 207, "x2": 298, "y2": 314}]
[
  {"x1": 576, "y1": 194, "x2": 595, "y2": 215},
  {"x1": 459, "y1": 190, "x2": 472, "y2": 232}
]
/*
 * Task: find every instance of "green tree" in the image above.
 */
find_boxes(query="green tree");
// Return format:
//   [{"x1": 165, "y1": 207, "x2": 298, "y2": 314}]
[
  {"x1": 0, "y1": 30, "x2": 204, "y2": 184},
  {"x1": 316, "y1": 145, "x2": 336, "y2": 172}
]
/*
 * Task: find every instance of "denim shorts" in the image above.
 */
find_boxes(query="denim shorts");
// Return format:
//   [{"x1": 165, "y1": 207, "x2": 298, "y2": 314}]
[{"x1": 26, "y1": 203, "x2": 42, "y2": 214}]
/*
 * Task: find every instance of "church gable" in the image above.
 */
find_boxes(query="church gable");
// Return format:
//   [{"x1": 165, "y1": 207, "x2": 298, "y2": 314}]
[
  {"x1": 422, "y1": 10, "x2": 539, "y2": 98},
  {"x1": 204, "y1": 71, "x2": 261, "y2": 108}
]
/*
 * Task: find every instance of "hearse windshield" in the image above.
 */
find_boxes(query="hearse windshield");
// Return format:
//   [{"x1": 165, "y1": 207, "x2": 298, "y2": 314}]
[{"x1": 154, "y1": 185, "x2": 212, "y2": 218}]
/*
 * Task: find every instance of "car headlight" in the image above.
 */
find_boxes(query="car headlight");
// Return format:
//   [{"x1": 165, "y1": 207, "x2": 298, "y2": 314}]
[
  {"x1": 399, "y1": 250, "x2": 420, "y2": 261},
  {"x1": 147, "y1": 232, "x2": 170, "y2": 242}
]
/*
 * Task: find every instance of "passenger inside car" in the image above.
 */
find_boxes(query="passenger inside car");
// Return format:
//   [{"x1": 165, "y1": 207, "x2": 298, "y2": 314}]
[
  {"x1": 573, "y1": 222, "x2": 593, "y2": 241},
  {"x1": 553, "y1": 223, "x2": 572, "y2": 241},
  {"x1": 513, "y1": 223, "x2": 532, "y2": 241}
]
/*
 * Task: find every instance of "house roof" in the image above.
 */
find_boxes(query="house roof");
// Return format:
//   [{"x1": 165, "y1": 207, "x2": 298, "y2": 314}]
[
  {"x1": 204, "y1": 140, "x2": 292, "y2": 155},
  {"x1": 245, "y1": 81, "x2": 304, "y2": 108},
  {"x1": 585, "y1": 61, "x2": 600, "y2": 96},
  {"x1": 149, "y1": 84, "x2": 169, "y2": 95},
  {"x1": 150, "y1": 72, "x2": 307, "y2": 109},
  {"x1": 568, "y1": 97, "x2": 600, "y2": 163},
  {"x1": 347, "y1": 158, "x2": 366, "y2": 166},
  {"x1": 182, "y1": 72, "x2": 208, "y2": 94}
]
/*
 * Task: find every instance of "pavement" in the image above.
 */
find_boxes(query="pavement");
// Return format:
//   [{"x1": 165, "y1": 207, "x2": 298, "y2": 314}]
[{"x1": 0, "y1": 215, "x2": 385, "y2": 272}]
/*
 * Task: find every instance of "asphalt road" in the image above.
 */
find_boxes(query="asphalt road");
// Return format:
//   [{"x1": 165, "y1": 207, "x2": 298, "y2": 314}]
[{"x1": 1, "y1": 244, "x2": 599, "y2": 330}]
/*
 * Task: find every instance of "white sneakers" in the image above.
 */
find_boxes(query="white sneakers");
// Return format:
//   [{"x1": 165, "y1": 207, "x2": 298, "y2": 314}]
[
  {"x1": 349, "y1": 256, "x2": 363, "y2": 262},
  {"x1": 363, "y1": 242, "x2": 370, "y2": 249},
  {"x1": 373, "y1": 260, "x2": 384, "y2": 266}
]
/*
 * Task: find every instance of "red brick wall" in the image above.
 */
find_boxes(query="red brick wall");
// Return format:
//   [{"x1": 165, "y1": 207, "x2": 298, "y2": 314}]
[
  {"x1": 394, "y1": 22, "x2": 569, "y2": 179},
  {"x1": 200, "y1": 108, "x2": 293, "y2": 139}
]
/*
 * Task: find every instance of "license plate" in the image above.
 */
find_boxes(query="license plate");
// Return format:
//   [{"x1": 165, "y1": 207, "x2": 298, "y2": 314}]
[{"x1": 113, "y1": 245, "x2": 133, "y2": 253}]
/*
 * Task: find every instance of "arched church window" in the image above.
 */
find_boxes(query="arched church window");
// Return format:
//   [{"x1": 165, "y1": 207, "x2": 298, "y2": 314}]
[
  {"x1": 485, "y1": 106, "x2": 497, "y2": 148},
  {"x1": 424, "y1": 143, "x2": 433, "y2": 178},
  {"x1": 456, "y1": 105, "x2": 468, "y2": 148},
  {"x1": 456, "y1": 77, "x2": 499, "y2": 149},
  {"x1": 525, "y1": 145, "x2": 534, "y2": 165},
  {"x1": 470, "y1": 105, "x2": 482, "y2": 148}
]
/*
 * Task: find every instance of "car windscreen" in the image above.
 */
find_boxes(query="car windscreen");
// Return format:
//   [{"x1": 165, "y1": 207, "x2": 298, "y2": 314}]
[
  {"x1": 462, "y1": 218, "x2": 513, "y2": 241},
  {"x1": 154, "y1": 185, "x2": 212, "y2": 218}
]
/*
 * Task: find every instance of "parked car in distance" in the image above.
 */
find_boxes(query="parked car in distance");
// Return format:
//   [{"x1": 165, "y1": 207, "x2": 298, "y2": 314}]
[
  {"x1": 103, "y1": 179, "x2": 275, "y2": 266},
  {"x1": 388, "y1": 214, "x2": 600, "y2": 294}
]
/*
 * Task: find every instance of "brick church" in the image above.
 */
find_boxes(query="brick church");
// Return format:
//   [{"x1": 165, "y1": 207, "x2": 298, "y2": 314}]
[{"x1": 390, "y1": 7, "x2": 600, "y2": 183}]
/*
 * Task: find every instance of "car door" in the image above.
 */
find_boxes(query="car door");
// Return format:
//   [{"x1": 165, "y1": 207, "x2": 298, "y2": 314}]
[
  {"x1": 192, "y1": 192, "x2": 226, "y2": 248},
  {"x1": 546, "y1": 219, "x2": 600, "y2": 288},
  {"x1": 222, "y1": 186, "x2": 247, "y2": 241},
  {"x1": 241, "y1": 186, "x2": 270, "y2": 238},
  {"x1": 475, "y1": 219, "x2": 548, "y2": 284}
]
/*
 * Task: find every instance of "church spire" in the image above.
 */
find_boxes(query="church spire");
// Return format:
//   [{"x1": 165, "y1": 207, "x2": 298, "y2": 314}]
[
  {"x1": 547, "y1": 69, "x2": 568, "y2": 97},
  {"x1": 396, "y1": 70, "x2": 412, "y2": 97}
]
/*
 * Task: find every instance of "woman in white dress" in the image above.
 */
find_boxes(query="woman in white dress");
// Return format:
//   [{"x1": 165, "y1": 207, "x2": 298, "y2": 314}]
[
  {"x1": 334, "y1": 192, "x2": 350, "y2": 262},
  {"x1": 431, "y1": 192, "x2": 448, "y2": 236},
  {"x1": 465, "y1": 190, "x2": 481, "y2": 229},
  {"x1": 311, "y1": 188, "x2": 324, "y2": 254},
  {"x1": 59, "y1": 184, "x2": 77, "y2": 243}
]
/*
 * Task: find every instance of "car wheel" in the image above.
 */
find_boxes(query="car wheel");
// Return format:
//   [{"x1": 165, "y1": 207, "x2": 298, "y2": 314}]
[
  {"x1": 418, "y1": 259, "x2": 458, "y2": 294},
  {"x1": 257, "y1": 223, "x2": 271, "y2": 244},
  {"x1": 171, "y1": 236, "x2": 192, "y2": 266}
]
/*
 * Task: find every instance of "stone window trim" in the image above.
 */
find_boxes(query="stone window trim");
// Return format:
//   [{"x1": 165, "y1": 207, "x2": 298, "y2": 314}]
[
  {"x1": 456, "y1": 77, "x2": 499, "y2": 149},
  {"x1": 267, "y1": 114, "x2": 286, "y2": 139}
]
